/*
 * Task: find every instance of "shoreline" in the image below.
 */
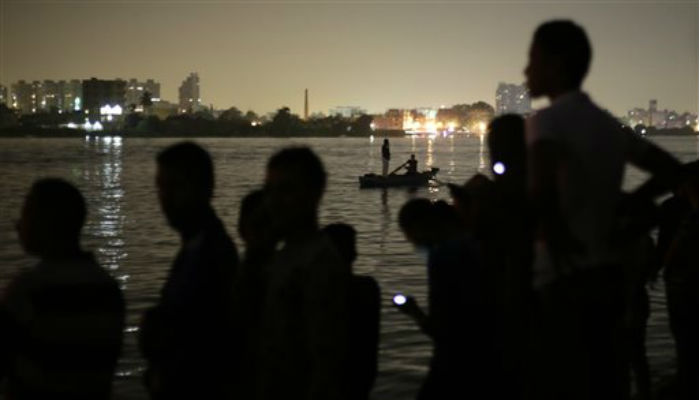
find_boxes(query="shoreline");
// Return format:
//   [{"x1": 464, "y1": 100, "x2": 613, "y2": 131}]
[{"x1": 0, "y1": 128, "x2": 697, "y2": 139}]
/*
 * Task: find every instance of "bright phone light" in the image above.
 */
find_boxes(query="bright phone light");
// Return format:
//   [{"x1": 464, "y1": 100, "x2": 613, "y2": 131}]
[
  {"x1": 493, "y1": 162, "x2": 506, "y2": 175},
  {"x1": 393, "y1": 294, "x2": 407, "y2": 306}
]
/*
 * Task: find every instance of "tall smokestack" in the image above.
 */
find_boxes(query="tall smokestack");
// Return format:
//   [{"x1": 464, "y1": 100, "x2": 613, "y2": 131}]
[{"x1": 304, "y1": 88, "x2": 309, "y2": 120}]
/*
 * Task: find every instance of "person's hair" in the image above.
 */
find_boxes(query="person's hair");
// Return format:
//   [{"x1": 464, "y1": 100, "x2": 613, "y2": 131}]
[
  {"x1": 267, "y1": 147, "x2": 327, "y2": 195},
  {"x1": 488, "y1": 114, "x2": 526, "y2": 168},
  {"x1": 28, "y1": 178, "x2": 86, "y2": 239},
  {"x1": 323, "y1": 223, "x2": 357, "y2": 265},
  {"x1": 533, "y1": 20, "x2": 591, "y2": 88},
  {"x1": 157, "y1": 141, "x2": 214, "y2": 199},
  {"x1": 383, "y1": 139, "x2": 389, "y2": 144}
]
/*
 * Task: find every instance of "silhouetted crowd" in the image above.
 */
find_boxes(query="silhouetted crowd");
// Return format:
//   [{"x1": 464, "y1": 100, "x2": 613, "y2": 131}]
[{"x1": 0, "y1": 19, "x2": 697, "y2": 400}]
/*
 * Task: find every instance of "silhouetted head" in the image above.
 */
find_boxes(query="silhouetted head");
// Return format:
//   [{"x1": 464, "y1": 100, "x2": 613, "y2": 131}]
[
  {"x1": 525, "y1": 20, "x2": 591, "y2": 98},
  {"x1": 399, "y1": 199, "x2": 434, "y2": 247},
  {"x1": 449, "y1": 174, "x2": 496, "y2": 233},
  {"x1": 399, "y1": 199, "x2": 461, "y2": 247},
  {"x1": 488, "y1": 114, "x2": 526, "y2": 185},
  {"x1": 410, "y1": 154, "x2": 416, "y2": 160},
  {"x1": 17, "y1": 178, "x2": 86, "y2": 258},
  {"x1": 265, "y1": 147, "x2": 326, "y2": 237},
  {"x1": 238, "y1": 189, "x2": 272, "y2": 247},
  {"x1": 383, "y1": 139, "x2": 389, "y2": 146},
  {"x1": 156, "y1": 142, "x2": 214, "y2": 232},
  {"x1": 323, "y1": 223, "x2": 357, "y2": 267}
]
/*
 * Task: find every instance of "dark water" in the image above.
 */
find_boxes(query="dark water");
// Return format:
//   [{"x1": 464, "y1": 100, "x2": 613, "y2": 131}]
[{"x1": 0, "y1": 135, "x2": 696, "y2": 399}]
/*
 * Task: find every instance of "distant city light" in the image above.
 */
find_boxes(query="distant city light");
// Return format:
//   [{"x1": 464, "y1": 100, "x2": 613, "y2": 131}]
[
  {"x1": 100, "y1": 104, "x2": 123, "y2": 116},
  {"x1": 478, "y1": 121, "x2": 487, "y2": 134},
  {"x1": 493, "y1": 162, "x2": 506, "y2": 175}
]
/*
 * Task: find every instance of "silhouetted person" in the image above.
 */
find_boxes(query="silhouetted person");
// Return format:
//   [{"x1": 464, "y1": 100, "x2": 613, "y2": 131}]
[
  {"x1": 615, "y1": 194, "x2": 659, "y2": 400},
  {"x1": 258, "y1": 147, "x2": 349, "y2": 400},
  {"x1": 239, "y1": 188, "x2": 277, "y2": 265},
  {"x1": 405, "y1": 154, "x2": 418, "y2": 175},
  {"x1": 234, "y1": 189, "x2": 275, "y2": 398},
  {"x1": 0, "y1": 178, "x2": 124, "y2": 400},
  {"x1": 397, "y1": 199, "x2": 502, "y2": 400},
  {"x1": 488, "y1": 114, "x2": 527, "y2": 196},
  {"x1": 139, "y1": 142, "x2": 239, "y2": 400},
  {"x1": 524, "y1": 20, "x2": 682, "y2": 400},
  {"x1": 324, "y1": 223, "x2": 380, "y2": 400},
  {"x1": 382, "y1": 139, "x2": 391, "y2": 176},
  {"x1": 487, "y1": 114, "x2": 533, "y2": 399},
  {"x1": 656, "y1": 161, "x2": 698, "y2": 400}
]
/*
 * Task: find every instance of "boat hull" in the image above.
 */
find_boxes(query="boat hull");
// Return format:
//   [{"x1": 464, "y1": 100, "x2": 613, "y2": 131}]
[{"x1": 359, "y1": 168, "x2": 439, "y2": 189}]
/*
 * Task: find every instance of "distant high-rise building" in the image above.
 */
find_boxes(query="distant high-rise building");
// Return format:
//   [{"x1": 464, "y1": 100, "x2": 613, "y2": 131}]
[
  {"x1": 10, "y1": 80, "x2": 36, "y2": 114},
  {"x1": 178, "y1": 73, "x2": 200, "y2": 113},
  {"x1": 36, "y1": 80, "x2": 62, "y2": 111},
  {"x1": 626, "y1": 99, "x2": 698, "y2": 130},
  {"x1": 126, "y1": 78, "x2": 161, "y2": 109},
  {"x1": 10, "y1": 79, "x2": 83, "y2": 114},
  {"x1": 82, "y1": 78, "x2": 126, "y2": 121},
  {"x1": 495, "y1": 82, "x2": 531, "y2": 116},
  {"x1": 0, "y1": 84, "x2": 7, "y2": 105},
  {"x1": 61, "y1": 79, "x2": 83, "y2": 112},
  {"x1": 304, "y1": 89, "x2": 309, "y2": 120}
]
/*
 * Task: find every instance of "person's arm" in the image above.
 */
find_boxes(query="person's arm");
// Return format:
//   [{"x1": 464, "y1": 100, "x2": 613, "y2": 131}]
[
  {"x1": 624, "y1": 129, "x2": 683, "y2": 200},
  {"x1": 395, "y1": 295, "x2": 432, "y2": 337}
]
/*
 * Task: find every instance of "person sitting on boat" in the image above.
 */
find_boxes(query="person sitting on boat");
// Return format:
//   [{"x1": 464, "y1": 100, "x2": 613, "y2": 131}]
[{"x1": 405, "y1": 154, "x2": 418, "y2": 175}]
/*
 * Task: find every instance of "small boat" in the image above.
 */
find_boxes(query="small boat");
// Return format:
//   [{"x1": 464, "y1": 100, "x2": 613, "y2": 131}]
[{"x1": 359, "y1": 168, "x2": 440, "y2": 189}]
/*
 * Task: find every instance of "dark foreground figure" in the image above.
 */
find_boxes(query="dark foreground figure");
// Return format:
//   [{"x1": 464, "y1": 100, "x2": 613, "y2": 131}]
[
  {"x1": 0, "y1": 179, "x2": 125, "y2": 400},
  {"x1": 257, "y1": 147, "x2": 349, "y2": 400},
  {"x1": 397, "y1": 199, "x2": 504, "y2": 400},
  {"x1": 324, "y1": 223, "x2": 381, "y2": 400},
  {"x1": 139, "y1": 142, "x2": 239, "y2": 399},
  {"x1": 656, "y1": 162, "x2": 699, "y2": 400},
  {"x1": 524, "y1": 20, "x2": 682, "y2": 400}
]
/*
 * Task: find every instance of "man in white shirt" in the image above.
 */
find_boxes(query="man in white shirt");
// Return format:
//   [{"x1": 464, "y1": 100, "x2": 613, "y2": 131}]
[{"x1": 524, "y1": 20, "x2": 681, "y2": 400}]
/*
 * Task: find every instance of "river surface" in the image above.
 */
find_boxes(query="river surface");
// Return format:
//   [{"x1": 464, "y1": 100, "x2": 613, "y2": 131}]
[{"x1": 0, "y1": 135, "x2": 697, "y2": 399}]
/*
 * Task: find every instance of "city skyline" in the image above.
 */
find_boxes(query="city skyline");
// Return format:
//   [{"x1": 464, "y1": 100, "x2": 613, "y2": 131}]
[{"x1": 1, "y1": 0, "x2": 697, "y2": 117}]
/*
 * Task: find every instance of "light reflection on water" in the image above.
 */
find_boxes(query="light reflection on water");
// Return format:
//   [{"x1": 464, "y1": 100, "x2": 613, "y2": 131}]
[
  {"x1": 0, "y1": 135, "x2": 696, "y2": 400},
  {"x1": 478, "y1": 133, "x2": 487, "y2": 172}
]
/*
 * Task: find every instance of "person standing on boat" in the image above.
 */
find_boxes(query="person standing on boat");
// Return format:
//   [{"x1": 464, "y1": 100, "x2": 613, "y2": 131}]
[{"x1": 381, "y1": 139, "x2": 391, "y2": 176}]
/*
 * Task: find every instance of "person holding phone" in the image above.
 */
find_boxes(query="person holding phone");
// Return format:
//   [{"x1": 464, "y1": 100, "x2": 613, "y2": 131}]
[{"x1": 396, "y1": 199, "x2": 503, "y2": 400}]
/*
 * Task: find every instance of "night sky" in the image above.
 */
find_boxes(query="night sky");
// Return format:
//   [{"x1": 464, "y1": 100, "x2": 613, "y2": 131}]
[{"x1": 1, "y1": 0, "x2": 697, "y2": 116}]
